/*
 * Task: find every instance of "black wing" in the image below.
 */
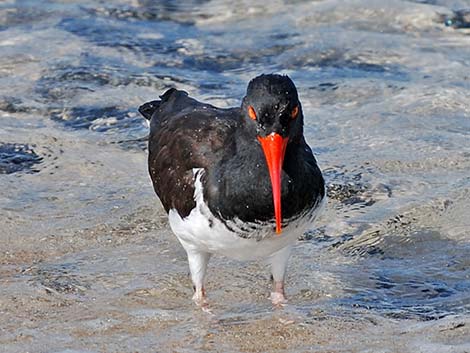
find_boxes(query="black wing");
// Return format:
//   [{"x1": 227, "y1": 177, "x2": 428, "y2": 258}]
[{"x1": 139, "y1": 89, "x2": 240, "y2": 218}]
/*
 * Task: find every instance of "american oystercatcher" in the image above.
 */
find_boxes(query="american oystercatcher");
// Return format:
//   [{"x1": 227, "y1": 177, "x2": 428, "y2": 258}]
[{"x1": 139, "y1": 74, "x2": 325, "y2": 307}]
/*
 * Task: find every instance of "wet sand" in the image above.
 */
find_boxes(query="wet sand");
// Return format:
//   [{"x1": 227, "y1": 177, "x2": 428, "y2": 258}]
[
  {"x1": 1, "y1": 127, "x2": 469, "y2": 352},
  {"x1": 1, "y1": 0, "x2": 470, "y2": 351}
]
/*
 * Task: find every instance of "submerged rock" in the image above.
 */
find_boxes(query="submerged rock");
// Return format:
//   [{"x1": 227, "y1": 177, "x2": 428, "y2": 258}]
[
  {"x1": 0, "y1": 143, "x2": 43, "y2": 174},
  {"x1": 442, "y1": 10, "x2": 470, "y2": 29}
]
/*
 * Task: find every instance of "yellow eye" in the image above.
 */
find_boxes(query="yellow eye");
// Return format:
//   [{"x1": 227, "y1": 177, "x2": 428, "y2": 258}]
[
  {"x1": 248, "y1": 105, "x2": 257, "y2": 120},
  {"x1": 291, "y1": 105, "x2": 299, "y2": 119}
]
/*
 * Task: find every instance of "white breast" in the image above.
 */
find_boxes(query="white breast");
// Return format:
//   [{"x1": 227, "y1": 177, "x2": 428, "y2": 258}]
[{"x1": 168, "y1": 168, "x2": 324, "y2": 261}]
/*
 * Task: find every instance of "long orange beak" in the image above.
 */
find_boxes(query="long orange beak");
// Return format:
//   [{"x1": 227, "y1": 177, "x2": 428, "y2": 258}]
[{"x1": 257, "y1": 132, "x2": 289, "y2": 234}]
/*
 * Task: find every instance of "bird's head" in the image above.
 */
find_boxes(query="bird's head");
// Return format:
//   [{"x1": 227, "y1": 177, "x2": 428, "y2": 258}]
[{"x1": 241, "y1": 74, "x2": 303, "y2": 234}]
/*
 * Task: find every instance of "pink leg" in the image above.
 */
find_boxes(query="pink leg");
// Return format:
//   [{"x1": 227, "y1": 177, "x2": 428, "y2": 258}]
[
  {"x1": 192, "y1": 286, "x2": 207, "y2": 306},
  {"x1": 270, "y1": 280, "x2": 287, "y2": 306},
  {"x1": 268, "y1": 245, "x2": 292, "y2": 306},
  {"x1": 186, "y1": 249, "x2": 211, "y2": 311}
]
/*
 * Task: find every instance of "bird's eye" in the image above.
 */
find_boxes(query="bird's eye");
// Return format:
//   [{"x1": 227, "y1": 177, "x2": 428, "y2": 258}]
[
  {"x1": 291, "y1": 105, "x2": 299, "y2": 120},
  {"x1": 248, "y1": 105, "x2": 257, "y2": 120}
]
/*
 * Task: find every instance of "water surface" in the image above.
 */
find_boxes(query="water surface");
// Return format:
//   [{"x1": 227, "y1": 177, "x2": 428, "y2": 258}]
[{"x1": 1, "y1": 0, "x2": 470, "y2": 352}]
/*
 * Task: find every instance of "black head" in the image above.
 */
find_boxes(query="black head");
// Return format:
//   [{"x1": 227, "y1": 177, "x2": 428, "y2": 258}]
[
  {"x1": 241, "y1": 74, "x2": 304, "y2": 234},
  {"x1": 241, "y1": 74, "x2": 303, "y2": 140}
]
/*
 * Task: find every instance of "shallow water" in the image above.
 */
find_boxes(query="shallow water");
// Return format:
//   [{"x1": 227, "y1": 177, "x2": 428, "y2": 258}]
[{"x1": 1, "y1": 0, "x2": 470, "y2": 352}]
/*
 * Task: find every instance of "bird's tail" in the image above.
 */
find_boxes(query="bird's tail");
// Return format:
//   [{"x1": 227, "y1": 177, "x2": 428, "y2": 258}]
[
  {"x1": 138, "y1": 88, "x2": 178, "y2": 120},
  {"x1": 138, "y1": 100, "x2": 160, "y2": 120}
]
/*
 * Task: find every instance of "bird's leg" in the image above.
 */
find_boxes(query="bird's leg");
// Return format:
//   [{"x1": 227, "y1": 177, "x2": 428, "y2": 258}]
[
  {"x1": 268, "y1": 245, "x2": 292, "y2": 306},
  {"x1": 186, "y1": 249, "x2": 211, "y2": 307},
  {"x1": 271, "y1": 279, "x2": 286, "y2": 306}
]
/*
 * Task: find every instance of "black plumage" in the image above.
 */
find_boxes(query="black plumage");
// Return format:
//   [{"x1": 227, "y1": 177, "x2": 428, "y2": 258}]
[
  {"x1": 140, "y1": 75, "x2": 324, "y2": 226},
  {"x1": 139, "y1": 74, "x2": 325, "y2": 307}
]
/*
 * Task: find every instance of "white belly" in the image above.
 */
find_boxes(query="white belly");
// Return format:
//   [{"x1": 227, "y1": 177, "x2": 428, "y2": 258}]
[{"x1": 167, "y1": 168, "x2": 324, "y2": 261}]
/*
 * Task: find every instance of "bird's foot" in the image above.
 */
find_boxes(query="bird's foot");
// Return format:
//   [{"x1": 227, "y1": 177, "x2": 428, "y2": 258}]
[
  {"x1": 192, "y1": 293, "x2": 209, "y2": 306},
  {"x1": 192, "y1": 289, "x2": 212, "y2": 314},
  {"x1": 270, "y1": 280, "x2": 287, "y2": 307},
  {"x1": 270, "y1": 291, "x2": 288, "y2": 307}
]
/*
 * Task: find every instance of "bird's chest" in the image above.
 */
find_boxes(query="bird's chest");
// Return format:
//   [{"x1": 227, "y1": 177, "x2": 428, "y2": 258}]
[
  {"x1": 204, "y1": 158, "x2": 306, "y2": 224},
  {"x1": 169, "y1": 167, "x2": 320, "y2": 258}
]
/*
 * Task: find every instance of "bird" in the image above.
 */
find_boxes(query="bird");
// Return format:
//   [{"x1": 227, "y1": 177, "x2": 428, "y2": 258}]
[{"x1": 138, "y1": 74, "x2": 325, "y2": 307}]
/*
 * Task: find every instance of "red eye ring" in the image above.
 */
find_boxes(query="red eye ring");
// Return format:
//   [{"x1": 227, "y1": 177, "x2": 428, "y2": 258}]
[
  {"x1": 291, "y1": 105, "x2": 299, "y2": 119},
  {"x1": 248, "y1": 105, "x2": 257, "y2": 120}
]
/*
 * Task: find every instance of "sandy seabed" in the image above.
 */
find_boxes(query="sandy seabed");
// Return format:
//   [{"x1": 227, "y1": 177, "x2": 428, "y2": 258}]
[{"x1": 1, "y1": 0, "x2": 470, "y2": 351}]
